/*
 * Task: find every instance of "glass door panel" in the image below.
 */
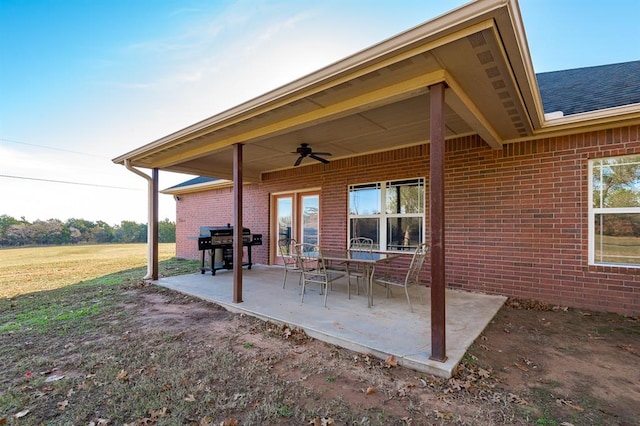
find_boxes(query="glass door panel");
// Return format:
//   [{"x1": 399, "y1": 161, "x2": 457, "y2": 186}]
[
  {"x1": 272, "y1": 192, "x2": 319, "y2": 264},
  {"x1": 275, "y1": 196, "x2": 293, "y2": 261},
  {"x1": 300, "y1": 194, "x2": 319, "y2": 246}
]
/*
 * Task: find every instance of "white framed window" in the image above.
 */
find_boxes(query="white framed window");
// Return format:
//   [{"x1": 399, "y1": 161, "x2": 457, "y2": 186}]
[
  {"x1": 348, "y1": 178, "x2": 425, "y2": 251},
  {"x1": 589, "y1": 154, "x2": 640, "y2": 267}
]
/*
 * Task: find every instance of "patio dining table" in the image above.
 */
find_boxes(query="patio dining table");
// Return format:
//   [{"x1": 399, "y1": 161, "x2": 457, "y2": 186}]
[{"x1": 321, "y1": 249, "x2": 399, "y2": 308}]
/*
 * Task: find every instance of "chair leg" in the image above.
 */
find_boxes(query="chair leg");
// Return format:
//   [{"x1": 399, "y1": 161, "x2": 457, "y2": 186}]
[
  {"x1": 300, "y1": 278, "x2": 306, "y2": 303},
  {"x1": 323, "y1": 283, "x2": 328, "y2": 307},
  {"x1": 404, "y1": 286, "x2": 413, "y2": 312},
  {"x1": 282, "y1": 269, "x2": 288, "y2": 289}
]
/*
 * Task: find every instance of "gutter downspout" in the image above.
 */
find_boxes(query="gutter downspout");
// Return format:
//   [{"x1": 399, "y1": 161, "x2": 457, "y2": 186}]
[{"x1": 124, "y1": 160, "x2": 159, "y2": 280}]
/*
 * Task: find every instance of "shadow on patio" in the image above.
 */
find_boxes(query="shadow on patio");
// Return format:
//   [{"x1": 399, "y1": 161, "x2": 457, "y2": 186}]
[{"x1": 154, "y1": 265, "x2": 506, "y2": 378}]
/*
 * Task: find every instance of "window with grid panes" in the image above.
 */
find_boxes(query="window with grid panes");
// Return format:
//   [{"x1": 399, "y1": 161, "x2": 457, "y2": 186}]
[
  {"x1": 589, "y1": 155, "x2": 640, "y2": 267},
  {"x1": 348, "y1": 178, "x2": 424, "y2": 251}
]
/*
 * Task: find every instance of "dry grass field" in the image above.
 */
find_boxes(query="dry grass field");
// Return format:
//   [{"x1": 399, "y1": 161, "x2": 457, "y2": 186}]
[
  {"x1": 0, "y1": 244, "x2": 175, "y2": 298},
  {"x1": 0, "y1": 244, "x2": 638, "y2": 425}
]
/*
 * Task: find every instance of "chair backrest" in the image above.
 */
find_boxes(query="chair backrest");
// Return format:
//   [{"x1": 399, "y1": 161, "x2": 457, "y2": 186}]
[
  {"x1": 349, "y1": 237, "x2": 374, "y2": 252},
  {"x1": 278, "y1": 237, "x2": 296, "y2": 255},
  {"x1": 405, "y1": 243, "x2": 428, "y2": 286},
  {"x1": 296, "y1": 243, "x2": 323, "y2": 273},
  {"x1": 278, "y1": 238, "x2": 298, "y2": 266}
]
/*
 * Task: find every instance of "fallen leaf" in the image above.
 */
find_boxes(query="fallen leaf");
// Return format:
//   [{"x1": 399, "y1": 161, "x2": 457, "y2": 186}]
[
  {"x1": 366, "y1": 386, "x2": 376, "y2": 395},
  {"x1": 0, "y1": 417, "x2": 6, "y2": 425},
  {"x1": 385, "y1": 355, "x2": 398, "y2": 368},
  {"x1": 14, "y1": 410, "x2": 29, "y2": 418},
  {"x1": 45, "y1": 374, "x2": 65, "y2": 382},
  {"x1": 57, "y1": 400, "x2": 69, "y2": 411},
  {"x1": 522, "y1": 358, "x2": 534, "y2": 366},
  {"x1": 617, "y1": 344, "x2": 638, "y2": 355},
  {"x1": 401, "y1": 416, "x2": 413, "y2": 425},
  {"x1": 478, "y1": 368, "x2": 491, "y2": 379},
  {"x1": 508, "y1": 393, "x2": 528, "y2": 405},
  {"x1": 198, "y1": 416, "x2": 213, "y2": 426},
  {"x1": 447, "y1": 378, "x2": 464, "y2": 391},
  {"x1": 149, "y1": 407, "x2": 168, "y2": 419},
  {"x1": 434, "y1": 410, "x2": 453, "y2": 420},
  {"x1": 514, "y1": 362, "x2": 529, "y2": 372},
  {"x1": 184, "y1": 394, "x2": 197, "y2": 402},
  {"x1": 220, "y1": 419, "x2": 239, "y2": 426},
  {"x1": 13, "y1": 409, "x2": 29, "y2": 419},
  {"x1": 556, "y1": 399, "x2": 584, "y2": 411},
  {"x1": 116, "y1": 370, "x2": 129, "y2": 381}
]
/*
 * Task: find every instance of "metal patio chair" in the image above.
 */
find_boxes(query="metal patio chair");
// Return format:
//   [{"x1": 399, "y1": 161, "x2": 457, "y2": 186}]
[
  {"x1": 278, "y1": 237, "x2": 301, "y2": 289},
  {"x1": 346, "y1": 237, "x2": 374, "y2": 295},
  {"x1": 372, "y1": 243, "x2": 428, "y2": 312},
  {"x1": 297, "y1": 243, "x2": 346, "y2": 307}
]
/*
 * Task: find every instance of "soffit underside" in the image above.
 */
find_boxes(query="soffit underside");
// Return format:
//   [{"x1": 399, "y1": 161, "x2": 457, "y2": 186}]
[{"x1": 132, "y1": 26, "x2": 530, "y2": 178}]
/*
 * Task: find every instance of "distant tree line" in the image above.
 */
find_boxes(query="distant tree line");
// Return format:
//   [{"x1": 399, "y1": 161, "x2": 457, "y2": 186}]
[{"x1": 0, "y1": 215, "x2": 175, "y2": 247}]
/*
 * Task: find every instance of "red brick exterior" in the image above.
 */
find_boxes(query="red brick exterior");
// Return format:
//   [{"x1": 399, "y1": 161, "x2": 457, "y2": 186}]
[{"x1": 175, "y1": 125, "x2": 640, "y2": 316}]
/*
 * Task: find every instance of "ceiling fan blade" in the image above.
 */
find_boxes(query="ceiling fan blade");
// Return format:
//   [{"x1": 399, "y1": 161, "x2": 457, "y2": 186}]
[
  {"x1": 312, "y1": 152, "x2": 332, "y2": 156},
  {"x1": 310, "y1": 154, "x2": 330, "y2": 164},
  {"x1": 294, "y1": 155, "x2": 304, "y2": 166}
]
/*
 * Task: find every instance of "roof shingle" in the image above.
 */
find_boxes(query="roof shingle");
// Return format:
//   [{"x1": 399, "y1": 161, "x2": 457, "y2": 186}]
[{"x1": 536, "y1": 60, "x2": 640, "y2": 116}]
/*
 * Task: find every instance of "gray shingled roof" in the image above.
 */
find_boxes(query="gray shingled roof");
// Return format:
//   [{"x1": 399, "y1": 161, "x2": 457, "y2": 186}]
[
  {"x1": 165, "y1": 176, "x2": 218, "y2": 190},
  {"x1": 536, "y1": 60, "x2": 640, "y2": 116}
]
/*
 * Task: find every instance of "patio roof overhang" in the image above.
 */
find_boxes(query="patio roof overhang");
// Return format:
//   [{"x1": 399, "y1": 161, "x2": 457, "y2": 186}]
[{"x1": 113, "y1": 0, "x2": 553, "y2": 182}]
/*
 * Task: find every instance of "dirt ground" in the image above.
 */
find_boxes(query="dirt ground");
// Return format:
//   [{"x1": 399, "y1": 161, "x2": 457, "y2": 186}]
[
  {"x1": 127, "y1": 287, "x2": 640, "y2": 425},
  {"x1": 2, "y1": 281, "x2": 638, "y2": 425}
]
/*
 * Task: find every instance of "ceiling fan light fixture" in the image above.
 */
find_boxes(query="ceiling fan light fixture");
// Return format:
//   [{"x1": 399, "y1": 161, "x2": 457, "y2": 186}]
[{"x1": 291, "y1": 143, "x2": 331, "y2": 166}]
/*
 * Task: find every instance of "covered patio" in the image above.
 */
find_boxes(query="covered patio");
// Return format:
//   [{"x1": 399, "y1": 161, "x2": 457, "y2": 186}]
[
  {"x1": 113, "y1": 0, "x2": 575, "y2": 370},
  {"x1": 154, "y1": 265, "x2": 506, "y2": 378}
]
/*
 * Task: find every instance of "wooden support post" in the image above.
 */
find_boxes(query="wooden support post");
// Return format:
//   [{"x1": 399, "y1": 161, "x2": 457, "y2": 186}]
[
  {"x1": 233, "y1": 143, "x2": 244, "y2": 303},
  {"x1": 429, "y1": 82, "x2": 447, "y2": 362}
]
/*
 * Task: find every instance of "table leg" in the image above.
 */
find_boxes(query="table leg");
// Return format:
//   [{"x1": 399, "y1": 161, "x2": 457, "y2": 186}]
[{"x1": 367, "y1": 264, "x2": 375, "y2": 308}]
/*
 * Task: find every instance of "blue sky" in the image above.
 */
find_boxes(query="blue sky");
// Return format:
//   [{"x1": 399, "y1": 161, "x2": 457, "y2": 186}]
[{"x1": 1, "y1": 0, "x2": 639, "y2": 225}]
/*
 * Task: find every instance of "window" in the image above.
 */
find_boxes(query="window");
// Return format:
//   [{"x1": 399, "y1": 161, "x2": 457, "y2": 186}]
[
  {"x1": 589, "y1": 155, "x2": 640, "y2": 267},
  {"x1": 349, "y1": 178, "x2": 424, "y2": 251}
]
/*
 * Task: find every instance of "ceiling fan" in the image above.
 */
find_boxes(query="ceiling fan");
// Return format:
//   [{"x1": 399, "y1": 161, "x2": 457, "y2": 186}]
[{"x1": 291, "y1": 143, "x2": 332, "y2": 166}]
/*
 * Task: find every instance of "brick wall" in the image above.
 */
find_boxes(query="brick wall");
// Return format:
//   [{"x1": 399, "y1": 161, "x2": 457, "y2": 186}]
[
  {"x1": 175, "y1": 125, "x2": 640, "y2": 316},
  {"x1": 175, "y1": 185, "x2": 269, "y2": 262}
]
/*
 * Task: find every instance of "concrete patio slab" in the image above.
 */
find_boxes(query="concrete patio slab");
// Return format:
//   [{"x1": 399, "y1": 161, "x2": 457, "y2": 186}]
[{"x1": 154, "y1": 265, "x2": 506, "y2": 378}]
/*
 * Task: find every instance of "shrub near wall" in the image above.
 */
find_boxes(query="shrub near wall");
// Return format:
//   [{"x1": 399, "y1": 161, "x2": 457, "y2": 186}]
[{"x1": 175, "y1": 126, "x2": 640, "y2": 316}]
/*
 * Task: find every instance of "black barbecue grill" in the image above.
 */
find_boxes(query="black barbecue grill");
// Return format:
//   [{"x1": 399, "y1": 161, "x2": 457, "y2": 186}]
[{"x1": 198, "y1": 225, "x2": 262, "y2": 275}]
